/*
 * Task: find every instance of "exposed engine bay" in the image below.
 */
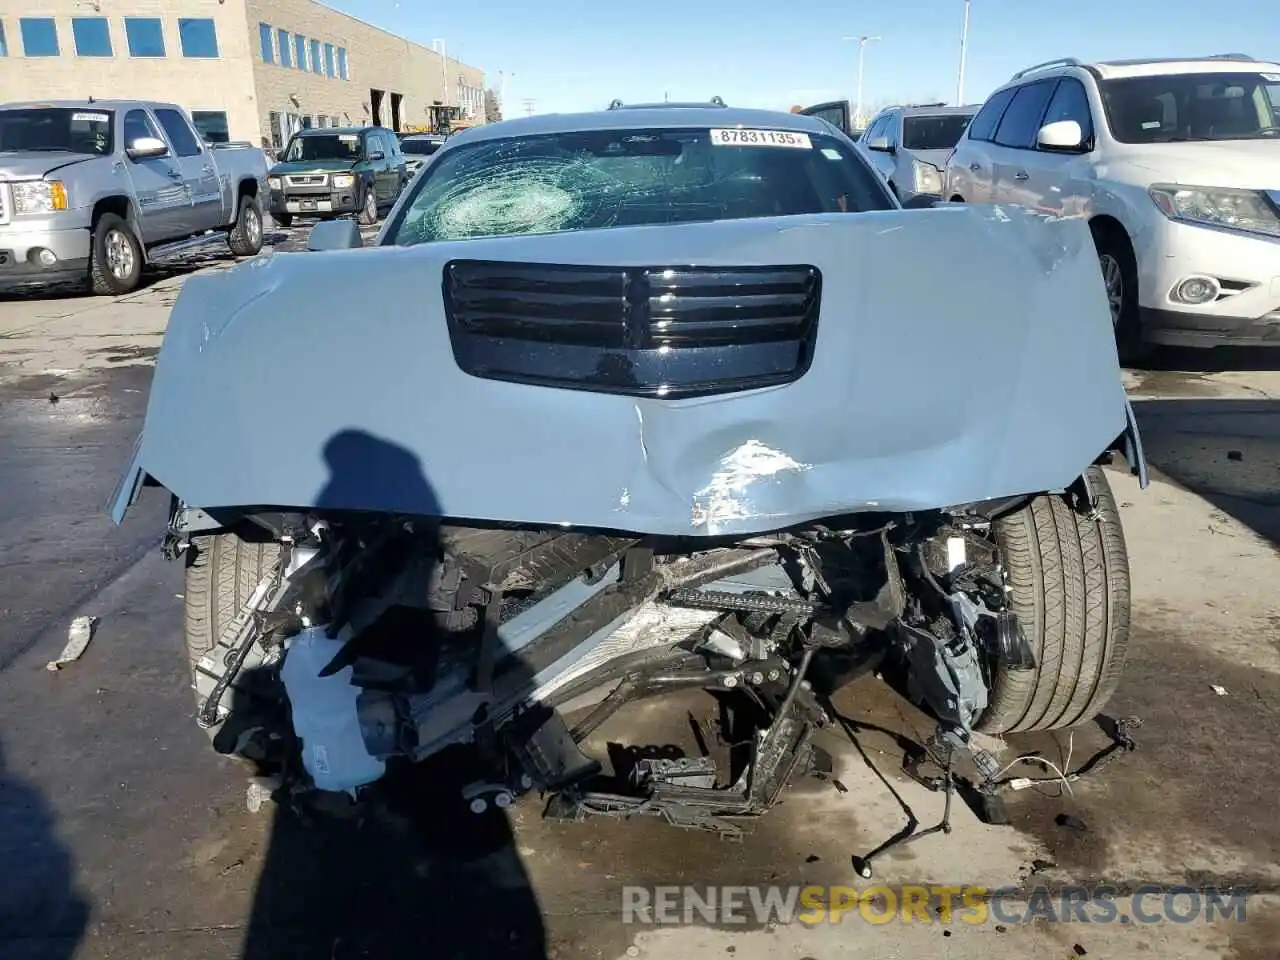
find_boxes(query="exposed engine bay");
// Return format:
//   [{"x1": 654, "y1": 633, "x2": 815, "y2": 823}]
[{"x1": 182, "y1": 492, "x2": 1051, "y2": 842}]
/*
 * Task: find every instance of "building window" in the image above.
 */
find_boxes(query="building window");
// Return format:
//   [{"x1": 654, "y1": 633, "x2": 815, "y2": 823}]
[
  {"x1": 301, "y1": 116, "x2": 313, "y2": 129},
  {"x1": 316, "y1": 116, "x2": 327, "y2": 128},
  {"x1": 72, "y1": 17, "x2": 112, "y2": 57},
  {"x1": 20, "y1": 18, "x2": 60, "y2": 57},
  {"x1": 309, "y1": 39, "x2": 321, "y2": 74},
  {"x1": 338, "y1": 47, "x2": 348, "y2": 80},
  {"x1": 268, "y1": 111, "x2": 283, "y2": 151},
  {"x1": 331, "y1": 115, "x2": 339, "y2": 128},
  {"x1": 191, "y1": 110, "x2": 229, "y2": 143},
  {"x1": 124, "y1": 18, "x2": 164, "y2": 57},
  {"x1": 258, "y1": 23, "x2": 273, "y2": 63},
  {"x1": 277, "y1": 29, "x2": 291, "y2": 68},
  {"x1": 293, "y1": 34, "x2": 307, "y2": 70},
  {"x1": 0, "y1": 21, "x2": 7, "y2": 57},
  {"x1": 178, "y1": 18, "x2": 218, "y2": 58},
  {"x1": 324, "y1": 42, "x2": 335, "y2": 78}
]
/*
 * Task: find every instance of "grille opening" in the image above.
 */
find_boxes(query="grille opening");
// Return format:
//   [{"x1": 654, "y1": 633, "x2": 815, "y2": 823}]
[{"x1": 442, "y1": 259, "x2": 821, "y2": 398}]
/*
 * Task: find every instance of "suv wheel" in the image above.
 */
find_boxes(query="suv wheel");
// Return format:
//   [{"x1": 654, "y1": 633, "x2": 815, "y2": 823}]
[{"x1": 1092, "y1": 225, "x2": 1147, "y2": 366}]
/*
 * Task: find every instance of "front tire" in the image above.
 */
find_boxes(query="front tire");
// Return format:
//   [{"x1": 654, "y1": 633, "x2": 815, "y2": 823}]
[
  {"x1": 228, "y1": 194, "x2": 264, "y2": 257},
  {"x1": 1093, "y1": 224, "x2": 1147, "y2": 366},
  {"x1": 183, "y1": 534, "x2": 283, "y2": 756},
  {"x1": 89, "y1": 213, "x2": 143, "y2": 295},
  {"x1": 976, "y1": 466, "x2": 1131, "y2": 735}
]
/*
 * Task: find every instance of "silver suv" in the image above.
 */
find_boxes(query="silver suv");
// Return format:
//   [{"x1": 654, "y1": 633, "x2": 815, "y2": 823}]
[{"x1": 856, "y1": 103, "x2": 978, "y2": 202}]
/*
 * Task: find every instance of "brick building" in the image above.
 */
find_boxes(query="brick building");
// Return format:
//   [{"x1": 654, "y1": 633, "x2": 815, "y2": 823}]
[{"x1": 0, "y1": 0, "x2": 486, "y2": 149}]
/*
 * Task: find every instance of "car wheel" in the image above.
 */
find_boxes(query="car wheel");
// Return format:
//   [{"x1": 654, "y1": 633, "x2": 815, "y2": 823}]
[
  {"x1": 976, "y1": 466, "x2": 1131, "y2": 735},
  {"x1": 89, "y1": 213, "x2": 143, "y2": 296},
  {"x1": 183, "y1": 533, "x2": 285, "y2": 761},
  {"x1": 358, "y1": 187, "x2": 379, "y2": 225},
  {"x1": 228, "y1": 194, "x2": 264, "y2": 257},
  {"x1": 274, "y1": 212, "x2": 293, "y2": 229},
  {"x1": 1092, "y1": 224, "x2": 1148, "y2": 366}
]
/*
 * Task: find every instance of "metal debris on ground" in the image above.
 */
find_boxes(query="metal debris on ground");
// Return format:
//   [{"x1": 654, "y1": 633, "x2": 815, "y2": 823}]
[
  {"x1": 1211, "y1": 684, "x2": 1228, "y2": 696},
  {"x1": 46, "y1": 615, "x2": 97, "y2": 670},
  {"x1": 246, "y1": 775, "x2": 282, "y2": 813}
]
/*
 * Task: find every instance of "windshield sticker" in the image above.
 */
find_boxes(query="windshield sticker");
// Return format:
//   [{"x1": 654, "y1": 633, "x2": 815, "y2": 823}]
[
  {"x1": 338, "y1": 134, "x2": 359, "y2": 142},
  {"x1": 1141, "y1": 121, "x2": 1162, "y2": 130},
  {"x1": 709, "y1": 129, "x2": 812, "y2": 149},
  {"x1": 820, "y1": 147, "x2": 842, "y2": 160},
  {"x1": 72, "y1": 112, "x2": 110, "y2": 123},
  {"x1": 1263, "y1": 73, "x2": 1280, "y2": 82}
]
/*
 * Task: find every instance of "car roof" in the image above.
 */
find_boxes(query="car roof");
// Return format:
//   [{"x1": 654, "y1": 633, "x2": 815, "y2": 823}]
[
  {"x1": 1000, "y1": 55, "x2": 1280, "y2": 89},
  {"x1": 295, "y1": 126, "x2": 381, "y2": 136},
  {"x1": 444, "y1": 105, "x2": 835, "y2": 148},
  {"x1": 880, "y1": 103, "x2": 977, "y2": 117},
  {"x1": 0, "y1": 99, "x2": 184, "y2": 112}
]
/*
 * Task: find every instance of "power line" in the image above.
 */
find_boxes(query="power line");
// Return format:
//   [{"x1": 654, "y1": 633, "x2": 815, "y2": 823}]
[{"x1": 521, "y1": 98, "x2": 536, "y2": 116}]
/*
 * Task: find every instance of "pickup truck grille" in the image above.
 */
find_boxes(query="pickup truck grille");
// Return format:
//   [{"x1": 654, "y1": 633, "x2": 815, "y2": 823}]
[
  {"x1": 442, "y1": 260, "x2": 821, "y2": 398},
  {"x1": 285, "y1": 174, "x2": 328, "y2": 187}
]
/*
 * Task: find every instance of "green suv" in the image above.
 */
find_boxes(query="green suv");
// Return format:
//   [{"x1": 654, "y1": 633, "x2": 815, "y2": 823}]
[{"x1": 267, "y1": 126, "x2": 407, "y2": 228}]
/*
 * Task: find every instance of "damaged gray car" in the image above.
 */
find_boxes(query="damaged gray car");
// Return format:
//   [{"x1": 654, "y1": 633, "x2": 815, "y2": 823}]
[{"x1": 110, "y1": 102, "x2": 1148, "y2": 848}]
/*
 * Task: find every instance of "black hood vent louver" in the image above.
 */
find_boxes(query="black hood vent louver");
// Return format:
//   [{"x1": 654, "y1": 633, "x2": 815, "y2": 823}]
[{"x1": 442, "y1": 259, "x2": 821, "y2": 399}]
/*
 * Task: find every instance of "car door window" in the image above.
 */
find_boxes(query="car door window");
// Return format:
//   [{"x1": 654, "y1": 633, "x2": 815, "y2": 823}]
[
  {"x1": 864, "y1": 115, "x2": 889, "y2": 143},
  {"x1": 1039, "y1": 78, "x2": 1094, "y2": 144},
  {"x1": 967, "y1": 87, "x2": 1017, "y2": 142},
  {"x1": 154, "y1": 108, "x2": 202, "y2": 157},
  {"x1": 992, "y1": 81, "x2": 1057, "y2": 149},
  {"x1": 123, "y1": 109, "x2": 163, "y2": 150},
  {"x1": 884, "y1": 113, "x2": 901, "y2": 147}
]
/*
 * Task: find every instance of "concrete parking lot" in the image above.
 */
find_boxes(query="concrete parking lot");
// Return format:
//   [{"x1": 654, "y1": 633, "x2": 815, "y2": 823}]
[{"x1": 1, "y1": 227, "x2": 1278, "y2": 959}]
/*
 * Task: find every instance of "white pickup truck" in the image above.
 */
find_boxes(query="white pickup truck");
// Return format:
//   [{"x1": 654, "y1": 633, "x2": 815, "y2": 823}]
[{"x1": 0, "y1": 99, "x2": 269, "y2": 295}]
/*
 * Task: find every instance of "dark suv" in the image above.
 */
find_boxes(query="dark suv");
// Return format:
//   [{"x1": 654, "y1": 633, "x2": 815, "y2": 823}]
[{"x1": 267, "y1": 126, "x2": 407, "y2": 227}]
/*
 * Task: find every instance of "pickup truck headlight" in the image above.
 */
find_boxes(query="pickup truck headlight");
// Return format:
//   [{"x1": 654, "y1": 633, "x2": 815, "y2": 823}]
[
  {"x1": 12, "y1": 180, "x2": 69, "y2": 214},
  {"x1": 331, "y1": 174, "x2": 356, "y2": 189},
  {"x1": 1149, "y1": 184, "x2": 1280, "y2": 238},
  {"x1": 268, "y1": 177, "x2": 282, "y2": 190},
  {"x1": 913, "y1": 160, "x2": 942, "y2": 196}
]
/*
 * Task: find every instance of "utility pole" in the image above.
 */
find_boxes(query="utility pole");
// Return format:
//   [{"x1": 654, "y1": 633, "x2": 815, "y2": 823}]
[
  {"x1": 956, "y1": 0, "x2": 971, "y2": 105},
  {"x1": 432, "y1": 38, "x2": 449, "y2": 110},
  {"x1": 843, "y1": 35, "x2": 881, "y2": 129},
  {"x1": 522, "y1": 98, "x2": 536, "y2": 116}
]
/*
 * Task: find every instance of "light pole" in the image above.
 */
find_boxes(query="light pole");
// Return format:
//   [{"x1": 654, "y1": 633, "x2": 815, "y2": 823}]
[
  {"x1": 432, "y1": 38, "x2": 449, "y2": 109},
  {"x1": 956, "y1": 0, "x2": 971, "y2": 105},
  {"x1": 843, "y1": 35, "x2": 881, "y2": 129}
]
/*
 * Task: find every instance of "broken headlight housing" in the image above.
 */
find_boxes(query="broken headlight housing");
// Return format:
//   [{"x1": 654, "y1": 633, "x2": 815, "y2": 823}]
[{"x1": 1148, "y1": 184, "x2": 1280, "y2": 238}]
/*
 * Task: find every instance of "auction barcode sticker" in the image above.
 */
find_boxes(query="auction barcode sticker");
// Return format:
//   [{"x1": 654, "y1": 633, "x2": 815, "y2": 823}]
[{"x1": 710, "y1": 128, "x2": 812, "y2": 149}]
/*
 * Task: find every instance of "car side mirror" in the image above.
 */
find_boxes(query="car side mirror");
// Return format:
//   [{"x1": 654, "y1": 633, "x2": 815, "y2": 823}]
[
  {"x1": 1037, "y1": 119, "x2": 1085, "y2": 151},
  {"x1": 307, "y1": 219, "x2": 364, "y2": 251},
  {"x1": 367, "y1": 150, "x2": 385, "y2": 161},
  {"x1": 867, "y1": 136, "x2": 894, "y2": 153},
  {"x1": 126, "y1": 136, "x2": 169, "y2": 161}
]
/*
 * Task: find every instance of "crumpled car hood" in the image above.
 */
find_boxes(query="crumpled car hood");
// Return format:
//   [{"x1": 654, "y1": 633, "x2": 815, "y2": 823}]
[{"x1": 111, "y1": 204, "x2": 1132, "y2": 537}]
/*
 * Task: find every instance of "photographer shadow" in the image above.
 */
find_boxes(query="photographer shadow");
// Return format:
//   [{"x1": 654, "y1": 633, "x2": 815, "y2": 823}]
[
  {"x1": 236, "y1": 428, "x2": 547, "y2": 959},
  {"x1": 0, "y1": 737, "x2": 89, "y2": 960}
]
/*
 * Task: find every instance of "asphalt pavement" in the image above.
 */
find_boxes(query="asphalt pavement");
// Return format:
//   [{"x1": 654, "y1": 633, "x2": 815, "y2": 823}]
[{"x1": 1, "y1": 225, "x2": 1279, "y2": 959}]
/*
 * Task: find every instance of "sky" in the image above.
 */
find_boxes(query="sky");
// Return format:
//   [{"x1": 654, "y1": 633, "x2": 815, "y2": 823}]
[{"x1": 326, "y1": 0, "x2": 1279, "y2": 120}]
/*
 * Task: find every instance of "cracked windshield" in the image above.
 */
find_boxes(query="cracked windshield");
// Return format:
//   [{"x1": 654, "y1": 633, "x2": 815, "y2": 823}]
[{"x1": 1, "y1": 2, "x2": 1280, "y2": 960}]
